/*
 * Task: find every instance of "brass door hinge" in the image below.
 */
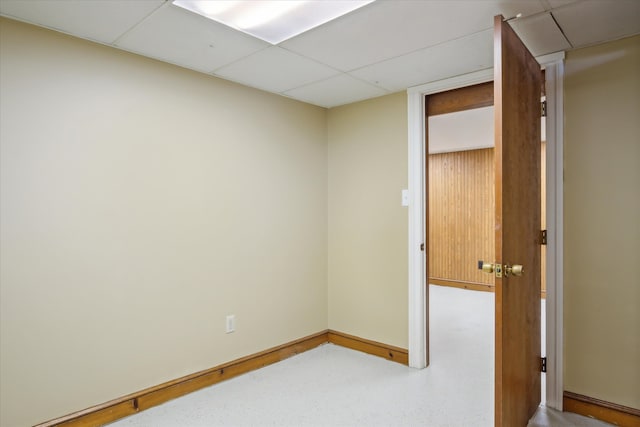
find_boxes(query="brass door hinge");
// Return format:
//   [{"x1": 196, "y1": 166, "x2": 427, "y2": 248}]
[{"x1": 540, "y1": 229, "x2": 547, "y2": 245}]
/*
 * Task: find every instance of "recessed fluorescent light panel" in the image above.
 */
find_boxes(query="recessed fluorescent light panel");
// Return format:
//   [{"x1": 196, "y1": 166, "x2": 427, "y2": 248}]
[{"x1": 172, "y1": 0, "x2": 375, "y2": 44}]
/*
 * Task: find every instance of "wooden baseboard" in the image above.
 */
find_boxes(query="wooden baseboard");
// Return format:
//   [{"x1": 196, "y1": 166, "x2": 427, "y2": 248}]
[
  {"x1": 563, "y1": 391, "x2": 640, "y2": 427},
  {"x1": 35, "y1": 331, "x2": 329, "y2": 427},
  {"x1": 429, "y1": 278, "x2": 547, "y2": 299},
  {"x1": 429, "y1": 277, "x2": 495, "y2": 293},
  {"x1": 35, "y1": 330, "x2": 408, "y2": 426},
  {"x1": 328, "y1": 330, "x2": 408, "y2": 365}
]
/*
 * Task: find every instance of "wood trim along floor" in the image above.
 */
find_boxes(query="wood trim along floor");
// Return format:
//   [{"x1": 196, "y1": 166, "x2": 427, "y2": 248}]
[
  {"x1": 327, "y1": 330, "x2": 409, "y2": 365},
  {"x1": 34, "y1": 330, "x2": 408, "y2": 427},
  {"x1": 35, "y1": 331, "x2": 329, "y2": 427},
  {"x1": 563, "y1": 391, "x2": 640, "y2": 427},
  {"x1": 429, "y1": 278, "x2": 495, "y2": 293},
  {"x1": 429, "y1": 279, "x2": 547, "y2": 299}
]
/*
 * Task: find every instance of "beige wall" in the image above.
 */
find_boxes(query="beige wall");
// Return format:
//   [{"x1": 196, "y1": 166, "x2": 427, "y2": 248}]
[
  {"x1": 0, "y1": 18, "x2": 328, "y2": 426},
  {"x1": 327, "y1": 92, "x2": 408, "y2": 348},
  {"x1": 564, "y1": 35, "x2": 640, "y2": 409},
  {"x1": 7, "y1": 11, "x2": 639, "y2": 427}
]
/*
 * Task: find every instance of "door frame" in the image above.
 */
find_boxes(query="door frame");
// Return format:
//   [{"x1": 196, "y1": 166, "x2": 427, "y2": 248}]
[{"x1": 406, "y1": 51, "x2": 565, "y2": 410}]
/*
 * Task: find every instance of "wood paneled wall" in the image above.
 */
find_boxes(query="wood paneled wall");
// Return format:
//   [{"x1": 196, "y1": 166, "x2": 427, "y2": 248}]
[
  {"x1": 428, "y1": 143, "x2": 546, "y2": 294},
  {"x1": 428, "y1": 148, "x2": 495, "y2": 288}
]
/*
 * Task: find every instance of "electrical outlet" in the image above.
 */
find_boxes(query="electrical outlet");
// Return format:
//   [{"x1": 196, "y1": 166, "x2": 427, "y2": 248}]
[{"x1": 225, "y1": 315, "x2": 235, "y2": 333}]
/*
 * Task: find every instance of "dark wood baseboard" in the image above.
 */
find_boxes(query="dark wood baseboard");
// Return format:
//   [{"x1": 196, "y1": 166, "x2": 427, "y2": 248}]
[
  {"x1": 35, "y1": 331, "x2": 329, "y2": 427},
  {"x1": 35, "y1": 330, "x2": 408, "y2": 426},
  {"x1": 328, "y1": 330, "x2": 408, "y2": 365},
  {"x1": 564, "y1": 391, "x2": 640, "y2": 427},
  {"x1": 429, "y1": 277, "x2": 495, "y2": 293},
  {"x1": 429, "y1": 278, "x2": 547, "y2": 299}
]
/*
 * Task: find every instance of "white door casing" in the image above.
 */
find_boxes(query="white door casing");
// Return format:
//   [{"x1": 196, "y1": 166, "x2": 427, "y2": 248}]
[{"x1": 406, "y1": 52, "x2": 564, "y2": 410}]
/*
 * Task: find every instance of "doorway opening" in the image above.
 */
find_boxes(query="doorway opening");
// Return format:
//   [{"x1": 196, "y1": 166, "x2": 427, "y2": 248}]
[
  {"x1": 407, "y1": 55, "x2": 564, "y2": 413},
  {"x1": 425, "y1": 80, "x2": 548, "y2": 408}
]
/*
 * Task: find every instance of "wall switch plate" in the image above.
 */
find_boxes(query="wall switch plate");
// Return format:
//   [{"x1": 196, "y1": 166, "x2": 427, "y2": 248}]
[
  {"x1": 402, "y1": 189, "x2": 409, "y2": 206},
  {"x1": 225, "y1": 315, "x2": 235, "y2": 333}
]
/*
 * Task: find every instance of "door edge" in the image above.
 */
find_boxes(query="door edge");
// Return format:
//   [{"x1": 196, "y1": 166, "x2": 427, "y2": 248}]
[{"x1": 406, "y1": 54, "x2": 565, "y2": 412}]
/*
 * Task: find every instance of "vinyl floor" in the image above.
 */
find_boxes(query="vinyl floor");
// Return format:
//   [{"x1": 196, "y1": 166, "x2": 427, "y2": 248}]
[{"x1": 110, "y1": 285, "x2": 610, "y2": 427}]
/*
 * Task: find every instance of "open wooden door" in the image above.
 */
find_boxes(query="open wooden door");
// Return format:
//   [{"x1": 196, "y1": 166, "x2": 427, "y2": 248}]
[{"x1": 493, "y1": 15, "x2": 542, "y2": 427}]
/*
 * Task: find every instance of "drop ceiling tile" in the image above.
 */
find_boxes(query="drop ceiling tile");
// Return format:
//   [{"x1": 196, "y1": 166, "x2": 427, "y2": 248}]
[
  {"x1": 281, "y1": 1, "x2": 545, "y2": 72},
  {"x1": 510, "y1": 13, "x2": 571, "y2": 56},
  {"x1": 214, "y1": 47, "x2": 341, "y2": 94},
  {"x1": 543, "y1": 0, "x2": 581, "y2": 9},
  {"x1": 497, "y1": 0, "x2": 548, "y2": 18},
  {"x1": 284, "y1": 74, "x2": 389, "y2": 108},
  {"x1": 351, "y1": 29, "x2": 494, "y2": 92},
  {"x1": 552, "y1": 0, "x2": 640, "y2": 48},
  {"x1": 116, "y1": 3, "x2": 269, "y2": 74},
  {"x1": 0, "y1": 0, "x2": 164, "y2": 44}
]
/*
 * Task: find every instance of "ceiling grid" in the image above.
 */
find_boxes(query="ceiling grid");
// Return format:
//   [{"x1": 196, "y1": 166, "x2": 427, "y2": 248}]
[{"x1": 1, "y1": 0, "x2": 638, "y2": 108}]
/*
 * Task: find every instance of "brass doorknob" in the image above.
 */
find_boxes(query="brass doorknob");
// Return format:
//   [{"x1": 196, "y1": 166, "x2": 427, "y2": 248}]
[
  {"x1": 505, "y1": 264, "x2": 524, "y2": 276},
  {"x1": 478, "y1": 260, "x2": 494, "y2": 274},
  {"x1": 482, "y1": 262, "x2": 495, "y2": 274}
]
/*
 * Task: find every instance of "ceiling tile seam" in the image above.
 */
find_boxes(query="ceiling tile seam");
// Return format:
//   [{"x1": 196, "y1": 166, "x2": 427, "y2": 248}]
[
  {"x1": 561, "y1": 30, "x2": 640, "y2": 52},
  {"x1": 332, "y1": 8, "x2": 557, "y2": 74},
  {"x1": 540, "y1": 0, "x2": 553, "y2": 11},
  {"x1": 280, "y1": 70, "x2": 392, "y2": 97},
  {"x1": 0, "y1": 13, "x2": 114, "y2": 46},
  {"x1": 342, "y1": 26, "x2": 494, "y2": 76},
  {"x1": 208, "y1": 26, "x2": 372, "y2": 77},
  {"x1": 343, "y1": 74, "x2": 395, "y2": 93},
  {"x1": 334, "y1": 7, "x2": 570, "y2": 79},
  {"x1": 175, "y1": 67, "x2": 321, "y2": 105},
  {"x1": 208, "y1": 45, "x2": 273, "y2": 75},
  {"x1": 545, "y1": 0, "x2": 589, "y2": 15},
  {"x1": 0, "y1": 12, "x2": 201, "y2": 73},
  {"x1": 275, "y1": 0, "x2": 379, "y2": 49},
  {"x1": 548, "y1": 11, "x2": 573, "y2": 49},
  {"x1": 276, "y1": 11, "x2": 552, "y2": 74},
  {"x1": 107, "y1": 43, "x2": 228, "y2": 75},
  {"x1": 506, "y1": 8, "x2": 554, "y2": 24},
  {"x1": 203, "y1": 72, "x2": 286, "y2": 95},
  {"x1": 111, "y1": 0, "x2": 170, "y2": 46},
  {"x1": 207, "y1": 2, "x2": 381, "y2": 75},
  {"x1": 207, "y1": 47, "x2": 359, "y2": 93},
  {"x1": 274, "y1": 45, "x2": 354, "y2": 74},
  {"x1": 277, "y1": 92, "x2": 326, "y2": 109},
  {"x1": 539, "y1": 0, "x2": 580, "y2": 13}
]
